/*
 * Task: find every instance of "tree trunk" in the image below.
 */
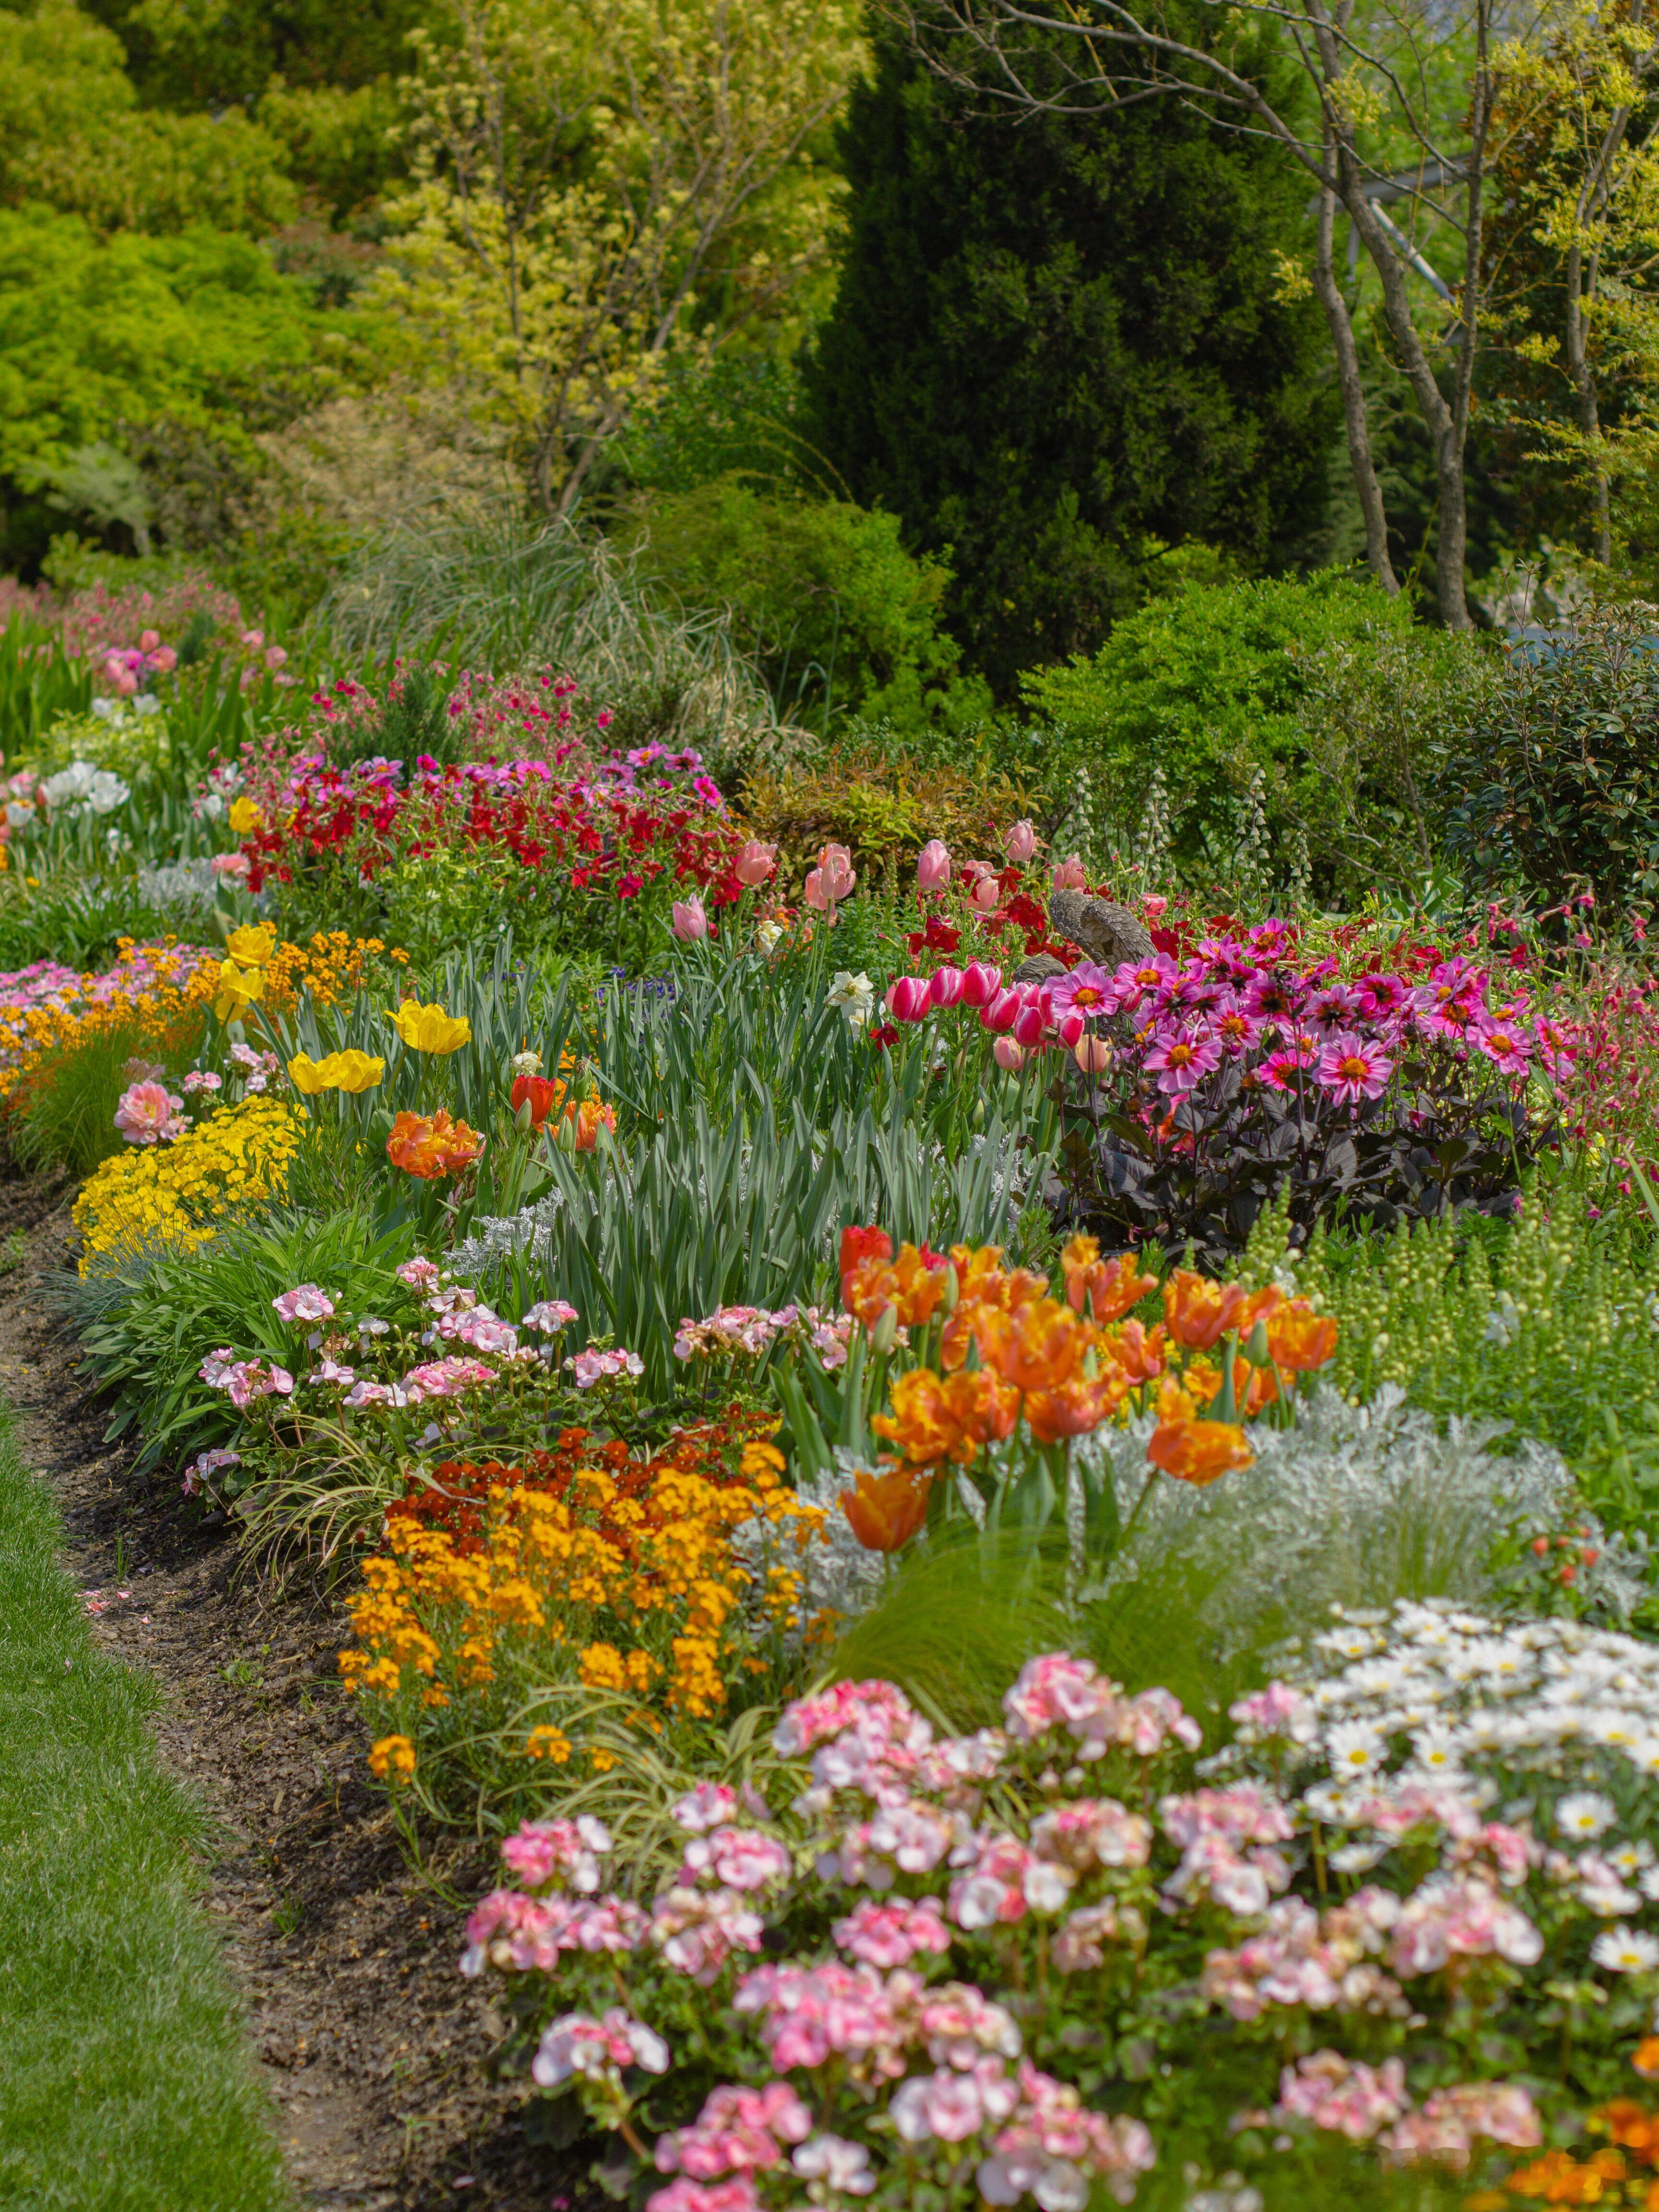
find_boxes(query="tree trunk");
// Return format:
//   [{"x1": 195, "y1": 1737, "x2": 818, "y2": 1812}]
[{"x1": 1313, "y1": 160, "x2": 1397, "y2": 590}]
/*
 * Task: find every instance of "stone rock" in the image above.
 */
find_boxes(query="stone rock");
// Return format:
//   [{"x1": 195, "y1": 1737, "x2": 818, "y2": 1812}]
[
  {"x1": 1048, "y1": 889, "x2": 1156, "y2": 970},
  {"x1": 1011, "y1": 952, "x2": 1067, "y2": 989}
]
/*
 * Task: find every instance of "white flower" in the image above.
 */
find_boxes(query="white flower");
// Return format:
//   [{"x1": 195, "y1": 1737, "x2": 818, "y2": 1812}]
[
  {"x1": 1592, "y1": 1927, "x2": 1659, "y2": 1974},
  {"x1": 1407, "y1": 1726, "x2": 1466, "y2": 1777},
  {"x1": 1325, "y1": 1722, "x2": 1387, "y2": 1776},
  {"x1": 828, "y1": 970, "x2": 876, "y2": 1027},
  {"x1": 511, "y1": 1048, "x2": 542, "y2": 1077},
  {"x1": 1557, "y1": 1791, "x2": 1617, "y2": 1839}
]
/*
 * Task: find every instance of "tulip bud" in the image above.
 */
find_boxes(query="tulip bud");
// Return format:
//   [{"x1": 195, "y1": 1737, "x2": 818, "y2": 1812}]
[
  {"x1": 940, "y1": 1263, "x2": 960, "y2": 1313},
  {"x1": 993, "y1": 1037, "x2": 1027, "y2": 1071},
  {"x1": 1011, "y1": 1002, "x2": 1046, "y2": 1049},
  {"x1": 871, "y1": 1304, "x2": 899, "y2": 1355},
  {"x1": 1052, "y1": 854, "x2": 1087, "y2": 891},
  {"x1": 981, "y1": 987, "x2": 1022, "y2": 1034},
  {"x1": 1073, "y1": 1034, "x2": 1113, "y2": 1077},
  {"x1": 960, "y1": 961, "x2": 1002, "y2": 1009},
  {"x1": 556, "y1": 1111, "x2": 579, "y2": 1155},
  {"x1": 515, "y1": 1095, "x2": 534, "y2": 1131},
  {"x1": 1004, "y1": 818, "x2": 1037, "y2": 865},
  {"x1": 672, "y1": 896, "x2": 709, "y2": 942},
  {"x1": 1054, "y1": 1009, "x2": 1086, "y2": 1049},
  {"x1": 916, "y1": 839, "x2": 951, "y2": 892},
  {"x1": 929, "y1": 964, "x2": 965, "y2": 1009},
  {"x1": 1244, "y1": 1320, "x2": 1270, "y2": 1366},
  {"x1": 887, "y1": 976, "x2": 930, "y2": 1023}
]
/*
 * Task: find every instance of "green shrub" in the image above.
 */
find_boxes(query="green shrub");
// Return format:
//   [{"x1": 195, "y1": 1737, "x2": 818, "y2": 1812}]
[
  {"x1": 1441, "y1": 602, "x2": 1659, "y2": 903},
  {"x1": 1018, "y1": 564, "x2": 1422, "y2": 877}
]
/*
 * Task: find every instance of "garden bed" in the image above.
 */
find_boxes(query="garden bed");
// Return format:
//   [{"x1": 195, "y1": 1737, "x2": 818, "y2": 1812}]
[{"x1": 0, "y1": 1176, "x2": 595, "y2": 2211}]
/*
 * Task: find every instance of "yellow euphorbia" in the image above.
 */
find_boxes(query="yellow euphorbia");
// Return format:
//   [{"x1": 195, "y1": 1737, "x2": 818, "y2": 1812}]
[
  {"x1": 289, "y1": 1048, "x2": 385, "y2": 1095},
  {"x1": 388, "y1": 1000, "x2": 471, "y2": 1054}
]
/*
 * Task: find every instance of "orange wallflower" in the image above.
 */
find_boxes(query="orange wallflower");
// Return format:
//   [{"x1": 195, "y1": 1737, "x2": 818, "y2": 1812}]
[
  {"x1": 840, "y1": 1464, "x2": 932, "y2": 1551},
  {"x1": 1163, "y1": 1270, "x2": 1250, "y2": 1350},
  {"x1": 1502, "y1": 2146, "x2": 1627, "y2": 2204},
  {"x1": 1634, "y1": 2039, "x2": 1659, "y2": 2079},
  {"x1": 1266, "y1": 1302, "x2": 1339, "y2": 1373},
  {"x1": 1147, "y1": 1419, "x2": 1254, "y2": 1485},
  {"x1": 386, "y1": 1108, "x2": 484, "y2": 1179},
  {"x1": 1602, "y1": 2100, "x2": 1659, "y2": 2164},
  {"x1": 1060, "y1": 1237, "x2": 1156, "y2": 1324}
]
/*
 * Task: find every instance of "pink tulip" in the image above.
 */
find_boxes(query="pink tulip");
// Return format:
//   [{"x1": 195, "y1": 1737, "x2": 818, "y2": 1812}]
[
  {"x1": 1052, "y1": 854, "x2": 1087, "y2": 890},
  {"x1": 804, "y1": 867, "x2": 830, "y2": 911},
  {"x1": 993, "y1": 1038, "x2": 1027, "y2": 1072},
  {"x1": 929, "y1": 965, "x2": 964, "y2": 1009},
  {"x1": 1004, "y1": 818, "x2": 1037, "y2": 865},
  {"x1": 960, "y1": 962, "x2": 1002, "y2": 1008},
  {"x1": 114, "y1": 670, "x2": 137, "y2": 697},
  {"x1": 672, "y1": 897, "x2": 709, "y2": 942},
  {"x1": 969, "y1": 876, "x2": 1001, "y2": 914},
  {"x1": 818, "y1": 842, "x2": 856, "y2": 900},
  {"x1": 1074, "y1": 1035, "x2": 1114, "y2": 1076},
  {"x1": 1011, "y1": 1001, "x2": 1046, "y2": 1048},
  {"x1": 980, "y1": 988, "x2": 1022, "y2": 1034},
  {"x1": 211, "y1": 853, "x2": 251, "y2": 879},
  {"x1": 735, "y1": 840, "x2": 777, "y2": 887},
  {"x1": 1143, "y1": 895, "x2": 1168, "y2": 919},
  {"x1": 916, "y1": 839, "x2": 951, "y2": 892},
  {"x1": 1054, "y1": 1009, "x2": 1086, "y2": 1048},
  {"x1": 887, "y1": 976, "x2": 931, "y2": 1023}
]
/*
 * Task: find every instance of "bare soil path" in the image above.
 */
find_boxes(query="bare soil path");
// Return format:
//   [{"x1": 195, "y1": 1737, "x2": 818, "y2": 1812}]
[{"x1": 0, "y1": 1175, "x2": 589, "y2": 2212}]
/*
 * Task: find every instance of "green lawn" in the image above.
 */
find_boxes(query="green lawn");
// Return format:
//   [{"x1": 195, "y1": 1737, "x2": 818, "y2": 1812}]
[{"x1": 0, "y1": 1406, "x2": 286, "y2": 2212}]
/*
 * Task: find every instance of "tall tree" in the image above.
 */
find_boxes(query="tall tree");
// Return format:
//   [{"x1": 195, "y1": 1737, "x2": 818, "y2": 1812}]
[{"x1": 803, "y1": 24, "x2": 1336, "y2": 695}]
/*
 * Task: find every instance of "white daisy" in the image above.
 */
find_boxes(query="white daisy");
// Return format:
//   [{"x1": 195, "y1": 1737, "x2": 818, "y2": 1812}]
[
  {"x1": 1592, "y1": 1927, "x2": 1659, "y2": 1974},
  {"x1": 1326, "y1": 1723, "x2": 1387, "y2": 1778},
  {"x1": 1557, "y1": 1791, "x2": 1618, "y2": 1839}
]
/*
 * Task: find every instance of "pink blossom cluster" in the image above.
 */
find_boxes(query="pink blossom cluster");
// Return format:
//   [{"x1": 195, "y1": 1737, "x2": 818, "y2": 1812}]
[
  {"x1": 673, "y1": 1302, "x2": 849, "y2": 1369},
  {"x1": 102, "y1": 632, "x2": 177, "y2": 696},
  {"x1": 1198, "y1": 1892, "x2": 1408, "y2": 2022},
  {"x1": 501, "y1": 1815, "x2": 612, "y2": 1892},
  {"x1": 565, "y1": 1346, "x2": 645, "y2": 1389},
  {"x1": 199, "y1": 1349, "x2": 293, "y2": 1407},
  {"x1": 521, "y1": 1298, "x2": 579, "y2": 1333},
  {"x1": 1270, "y1": 2051, "x2": 1539, "y2": 2169},
  {"x1": 1158, "y1": 1784, "x2": 1296, "y2": 1915},
  {"x1": 533, "y1": 2007, "x2": 669, "y2": 2090},
  {"x1": 272, "y1": 1284, "x2": 335, "y2": 1325},
  {"x1": 1002, "y1": 1654, "x2": 1203, "y2": 1759}
]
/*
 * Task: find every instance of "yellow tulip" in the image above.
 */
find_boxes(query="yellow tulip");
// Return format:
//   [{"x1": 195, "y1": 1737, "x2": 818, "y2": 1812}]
[
  {"x1": 213, "y1": 961, "x2": 264, "y2": 1023},
  {"x1": 227, "y1": 797, "x2": 263, "y2": 835},
  {"x1": 289, "y1": 1049, "x2": 385, "y2": 1096},
  {"x1": 387, "y1": 1000, "x2": 471, "y2": 1055},
  {"x1": 225, "y1": 922, "x2": 276, "y2": 968}
]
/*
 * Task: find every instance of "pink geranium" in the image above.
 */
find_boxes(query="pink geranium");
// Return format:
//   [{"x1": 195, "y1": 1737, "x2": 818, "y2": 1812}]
[{"x1": 113, "y1": 1080, "x2": 185, "y2": 1144}]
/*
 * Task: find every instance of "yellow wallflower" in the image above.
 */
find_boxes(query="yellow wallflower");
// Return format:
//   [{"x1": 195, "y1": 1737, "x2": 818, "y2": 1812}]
[
  {"x1": 367, "y1": 1735, "x2": 416, "y2": 1784},
  {"x1": 72, "y1": 1097, "x2": 303, "y2": 1274},
  {"x1": 288, "y1": 1048, "x2": 385, "y2": 1095},
  {"x1": 387, "y1": 1000, "x2": 471, "y2": 1054}
]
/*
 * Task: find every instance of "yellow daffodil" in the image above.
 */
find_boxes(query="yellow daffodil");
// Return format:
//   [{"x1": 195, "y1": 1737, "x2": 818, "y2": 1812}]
[
  {"x1": 387, "y1": 1000, "x2": 471, "y2": 1055},
  {"x1": 288, "y1": 1049, "x2": 385, "y2": 1096},
  {"x1": 213, "y1": 961, "x2": 264, "y2": 1022},
  {"x1": 227, "y1": 797, "x2": 263, "y2": 835},
  {"x1": 225, "y1": 922, "x2": 276, "y2": 969}
]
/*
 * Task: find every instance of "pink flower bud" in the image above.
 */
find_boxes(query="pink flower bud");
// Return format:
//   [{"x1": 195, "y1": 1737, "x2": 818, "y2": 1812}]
[
  {"x1": 929, "y1": 964, "x2": 964, "y2": 1009},
  {"x1": 969, "y1": 876, "x2": 1001, "y2": 914},
  {"x1": 672, "y1": 896, "x2": 709, "y2": 941},
  {"x1": 735, "y1": 839, "x2": 777, "y2": 887},
  {"x1": 887, "y1": 976, "x2": 931, "y2": 1023},
  {"x1": 804, "y1": 867, "x2": 831, "y2": 911},
  {"x1": 993, "y1": 1037, "x2": 1026, "y2": 1071},
  {"x1": 981, "y1": 988, "x2": 1022, "y2": 1034},
  {"x1": 1074, "y1": 1035, "x2": 1113, "y2": 1076},
  {"x1": 916, "y1": 839, "x2": 951, "y2": 892},
  {"x1": 1052, "y1": 854, "x2": 1087, "y2": 890},
  {"x1": 1004, "y1": 818, "x2": 1037, "y2": 865},
  {"x1": 1011, "y1": 1002, "x2": 1046, "y2": 1048},
  {"x1": 1054, "y1": 1009, "x2": 1086, "y2": 1048},
  {"x1": 960, "y1": 962, "x2": 1002, "y2": 1008}
]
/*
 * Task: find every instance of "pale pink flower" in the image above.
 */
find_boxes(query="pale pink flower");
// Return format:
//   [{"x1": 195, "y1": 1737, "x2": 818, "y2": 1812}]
[
  {"x1": 1003, "y1": 819, "x2": 1037, "y2": 865},
  {"x1": 114, "y1": 1080, "x2": 185, "y2": 1144},
  {"x1": 1052, "y1": 854, "x2": 1087, "y2": 890},
  {"x1": 734, "y1": 840, "x2": 777, "y2": 886},
  {"x1": 833, "y1": 1896, "x2": 953, "y2": 1967},
  {"x1": 395, "y1": 1257, "x2": 441, "y2": 1290},
  {"x1": 502, "y1": 1815, "x2": 612, "y2": 1893},
  {"x1": 673, "y1": 896, "x2": 709, "y2": 942},
  {"x1": 917, "y1": 839, "x2": 952, "y2": 891},
  {"x1": 272, "y1": 1285, "x2": 335, "y2": 1325},
  {"x1": 533, "y1": 2008, "x2": 669, "y2": 2089},
  {"x1": 521, "y1": 1298, "x2": 579, "y2": 1333}
]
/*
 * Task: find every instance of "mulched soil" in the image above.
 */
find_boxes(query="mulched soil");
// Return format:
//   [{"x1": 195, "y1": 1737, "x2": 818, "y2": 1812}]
[{"x1": 0, "y1": 1171, "x2": 599, "y2": 2212}]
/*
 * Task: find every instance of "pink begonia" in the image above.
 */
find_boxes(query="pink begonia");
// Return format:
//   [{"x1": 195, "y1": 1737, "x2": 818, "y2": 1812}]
[
  {"x1": 566, "y1": 1346, "x2": 645, "y2": 1389},
  {"x1": 979, "y1": 2065, "x2": 1156, "y2": 2209},
  {"x1": 774, "y1": 1677, "x2": 920, "y2": 1759},
  {"x1": 183, "y1": 1446, "x2": 240, "y2": 1496},
  {"x1": 502, "y1": 1815, "x2": 613, "y2": 1894},
  {"x1": 648, "y1": 2181, "x2": 760, "y2": 2212},
  {"x1": 114, "y1": 1079, "x2": 186, "y2": 1144},
  {"x1": 343, "y1": 1378, "x2": 413, "y2": 1410},
  {"x1": 198, "y1": 1347, "x2": 237, "y2": 1386},
  {"x1": 891, "y1": 2065, "x2": 1016, "y2": 2145},
  {"x1": 918, "y1": 1984, "x2": 1023, "y2": 2068},
  {"x1": 521, "y1": 1298, "x2": 579, "y2": 1333},
  {"x1": 1159, "y1": 1785, "x2": 1298, "y2": 1914},
  {"x1": 439, "y1": 1308, "x2": 520, "y2": 1356},
  {"x1": 1030, "y1": 1798, "x2": 1152, "y2": 1873},
  {"x1": 401, "y1": 1357, "x2": 497, "y2": 1400},
  {"x1": 732, "y1": 1961, "x2": 916, "y2": 2079},
  {"x1": 833, "y1": 1896, "x2": 954, "y2": 1968},
  {"x1": 680, "y1": 1827, "x2": 793, "y2": 1894},
  {"x1": 272, "y1": 1284, "x2": 335, "y2": 1325},
  {"x1": 531, "y1": 2007, "x2": 669, "y2": 2089},
  {"x1": 673, "y1": 1782, "x2": 739, "y2": 1834},
  {"x1": 1200, "y1": 1892, "x2": 1408, "y2": 2023},
  {"x1": 1001, "y1": 1654, "x2": 1201, "y2": 1758},
  {"x1": 395, "y1": 1257, "x2": 441, "y2": 1291},
  {"x1": 1274, "y1": 2050, "x2": 1408, "y2": 2141}
]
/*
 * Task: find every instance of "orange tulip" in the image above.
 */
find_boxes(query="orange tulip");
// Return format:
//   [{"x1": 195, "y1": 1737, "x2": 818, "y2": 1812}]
[
  {"x1": 1024, "y1": 1370, "x2": 1129, "y2": 1443},
  {"x1": 839, "y1": 1465, "x2": 932, "y2": 1551},
  {"x1": 1100, "y1": 1318, "x2": 1168, "y2": 1386},
  {"x1": 1147, "y1": 1419, "x2": 1254, "y2": 1485},
  {"x1": 843, "y1": 1240, "x2": 950, "y2": 1332},
  {"x1": 872, "y1": 1366, "x2": 1019, "y2": 1466},
  {"x1": 974, "y1": 1298, "x2": 1088, "y2": 1393},
  {"x1": 386, "y1": 1108, "x2": 484, "y2": 1179},
  {"x1": 1163, "y1": 1270, "x2": 1250, "y2": 1351},
  {"x1": 566, "y1": 1095, "x2": 617, "y2": 1151},
  {"x1": 1061, "y1": 1236, "x2": 1156, "y2": 1324},
  {"x1": 1266, "y1": 1302, "x2": 1340, "y2": 1373}
]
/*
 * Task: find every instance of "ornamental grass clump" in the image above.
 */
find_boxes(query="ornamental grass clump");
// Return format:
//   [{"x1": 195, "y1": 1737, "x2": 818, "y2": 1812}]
[
  {"x1": 453, "y1": 1616, "x2": 1659, "y2": 2212},
  {"x1": 342, "y1": 1414, "x2": 829, "y2": 1824}
]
